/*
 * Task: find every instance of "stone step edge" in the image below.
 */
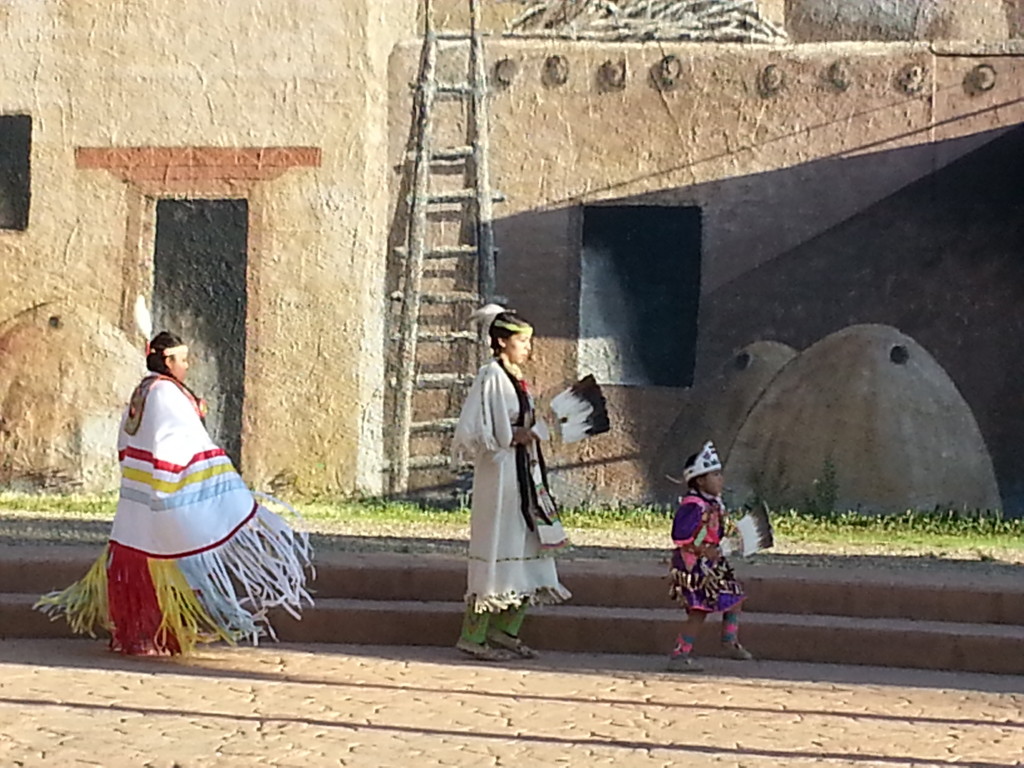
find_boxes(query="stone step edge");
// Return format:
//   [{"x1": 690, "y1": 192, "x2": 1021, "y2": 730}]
[
  {"x1": 6, "y1": 549, "x2": 1023, "y2": 593},
  {"x1": 294, "y1": 598, "x2": 1024, "y2": 636},
  {"x1": 3, "y1": 544, "x2": 1019, "y2": 583},
  {"x1": 7, "y1": 557, "x2": 1023, "y2": 626},
  {"x1": 8, "y1": 592, "x2": 1023, "y2": 638},
  {"x1": 6, "y1": 594, "x2": 1022, "y2": 675},
  {"x1": 275, "y1": 600, "x2": 1024, "y2": 676},
  {"x1": 8, "y1": 593, "x2": 1024, "y2": 643}
]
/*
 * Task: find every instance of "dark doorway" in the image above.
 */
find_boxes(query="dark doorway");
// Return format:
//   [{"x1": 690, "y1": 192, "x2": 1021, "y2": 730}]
[
  {"x1": 0, "y1": 114, "x2": 31, "y2": 231},
  {"x1": 153, "y1": 199, "x2": 249, "y2": 467},
  {"x1": 579, "y1": 205, "x2": 702, "y2": 387}
]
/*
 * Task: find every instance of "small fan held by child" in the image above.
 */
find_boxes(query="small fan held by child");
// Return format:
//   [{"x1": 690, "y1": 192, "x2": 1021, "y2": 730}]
[
  {"x1": 549, "y1": 374, "x2": 611, "y2": 443},
  {"x1": 722, "y1": 501, "x2": 775, "y2": 558}
]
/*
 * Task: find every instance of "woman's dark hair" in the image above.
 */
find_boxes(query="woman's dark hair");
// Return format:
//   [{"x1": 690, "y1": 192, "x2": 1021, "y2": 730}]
[
  {"x1": 147, "y1": 331, "x2": 205, "y2": 414},
  {"x1": 489, "y1": 311, "x2": 533, "y2": 354},
  {"x1": 146, "y1": 331, "x2": 185, "y2": 376}
]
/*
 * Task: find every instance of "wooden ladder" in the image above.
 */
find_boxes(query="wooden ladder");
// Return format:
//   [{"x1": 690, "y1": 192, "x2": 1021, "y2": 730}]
[{"x1": 389, "y1": 0, "x2": 502, "y2": 494}]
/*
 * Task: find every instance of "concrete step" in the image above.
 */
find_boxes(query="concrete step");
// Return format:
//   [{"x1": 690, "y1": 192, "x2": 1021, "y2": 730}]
[
  {"x1": 7, "y1": 594, "x2": 1021, "y2": 675},
  {"x1": 4, "y1": 549, "x2": 1023, "y2": 626},
  {"x1": 269, "y1": 600, "x2": 1024, "y2": 675}
]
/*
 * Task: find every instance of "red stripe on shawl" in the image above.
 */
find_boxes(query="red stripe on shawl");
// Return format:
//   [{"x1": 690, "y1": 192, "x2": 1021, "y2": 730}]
[
  {"x1": 119, "y1": 446, "x2": 226, "y2": 474},
  {"x1": 110, "y1": 502, "x2": 259, "y2": 560}
]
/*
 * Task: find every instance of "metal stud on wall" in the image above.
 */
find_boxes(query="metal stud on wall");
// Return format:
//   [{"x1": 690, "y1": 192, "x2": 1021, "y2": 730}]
[
  {"x1": 758, "y1": 64, "x2": 785, "y2": 97},
  {"x1": 896, "y1": 63, "x2": 927, "y2": 95},
  {"x1": 826, "y1": 60, "x2": 852, "y2": 92},
  {"x1": 964, "y1": 64, "x2": 996, "y2": 95},
  {"x1": 494, "y1": 57, "x2": 518, "y2": 88},
  {"x1": 652, "y1": 54, "x2": 683, "y2": 91},
  {"x1": 598, "y1": 58, "x2": 627, "y2": 91},
  {"x1": 543, "y1": 54, "x2": 569, "y2": 87}
]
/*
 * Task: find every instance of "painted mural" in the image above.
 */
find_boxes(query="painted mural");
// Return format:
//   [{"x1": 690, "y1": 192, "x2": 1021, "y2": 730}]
[
  {"x1": 2, "y1": 0, "x2": 1024, "y2": 514},
  {"x1": 493, "y1": 120, "x2": 1024, "y2": 517},
  {"x1": 693, "y1": 123, "x2": 1024, "y2": 514}
]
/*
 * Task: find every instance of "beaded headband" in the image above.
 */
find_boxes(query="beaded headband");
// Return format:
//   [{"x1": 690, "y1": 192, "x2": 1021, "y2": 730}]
[{"x1": 492, "y1": 319, "x2": 533, "y2": 337}]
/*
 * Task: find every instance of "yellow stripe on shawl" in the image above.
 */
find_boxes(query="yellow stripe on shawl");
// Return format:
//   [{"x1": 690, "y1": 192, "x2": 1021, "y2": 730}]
[
  {"x1": 148, "y1": 559, "x2": 236, "y2": 654},
  {"x1": 122, "y1": 462, "x2": 234, "y2": 494}
]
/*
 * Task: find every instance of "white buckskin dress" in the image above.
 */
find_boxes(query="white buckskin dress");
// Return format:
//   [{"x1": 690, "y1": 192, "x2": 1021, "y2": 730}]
[{"x1": 452, "y1": 358, "x2": 571, "y2": 613}]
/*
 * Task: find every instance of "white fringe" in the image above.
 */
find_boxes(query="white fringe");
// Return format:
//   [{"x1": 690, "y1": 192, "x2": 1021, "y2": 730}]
[
  {"x1": 467, "y1": 584, "x2": 572, "y2": 614},
  {"x1": 178, "y1": 499, "x2": 314, "y2": 645}
]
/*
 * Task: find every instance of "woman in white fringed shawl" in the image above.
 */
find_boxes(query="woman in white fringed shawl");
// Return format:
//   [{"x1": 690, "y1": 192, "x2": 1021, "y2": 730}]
[
  {"x1": 36, "y1": 331, "x2": 312, "y2": 656},
  {"x1": 451, "y1": 305, "x2": 571, "y2": 661}
]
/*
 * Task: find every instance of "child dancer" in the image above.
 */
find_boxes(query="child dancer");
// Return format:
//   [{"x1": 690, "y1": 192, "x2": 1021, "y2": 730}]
[{"x1": 666, "y1": 441, "x2": 753, "y2": 672}]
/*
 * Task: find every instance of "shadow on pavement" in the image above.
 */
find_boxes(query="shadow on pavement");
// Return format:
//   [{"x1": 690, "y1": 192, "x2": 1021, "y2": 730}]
[{"x1": 1, "y1": 638, "x2": 1022, "y2": 700}]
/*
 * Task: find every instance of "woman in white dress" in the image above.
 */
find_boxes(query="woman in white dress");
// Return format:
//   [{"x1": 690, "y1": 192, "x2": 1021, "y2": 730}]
[{"x1": 452, "y1": 306, "x2": 571, "y2": 661}]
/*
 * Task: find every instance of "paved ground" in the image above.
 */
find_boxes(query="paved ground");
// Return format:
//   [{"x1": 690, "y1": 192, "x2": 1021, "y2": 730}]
[{"x1": 0, "y1": 640, "x2": 1021, "y2": 767}]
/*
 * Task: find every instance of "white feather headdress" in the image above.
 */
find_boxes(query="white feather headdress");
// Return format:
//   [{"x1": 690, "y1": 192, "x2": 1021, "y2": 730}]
[{"x1": 469, "y1": 303, "x2": 507, "y2": 329}]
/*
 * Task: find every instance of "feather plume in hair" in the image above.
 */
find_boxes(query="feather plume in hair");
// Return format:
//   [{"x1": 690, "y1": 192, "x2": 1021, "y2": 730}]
[
  {"x1": 469, "y1": 303, "x2": 507, "y2": 328},
  {"x1": 134, "y1": 295, "x2": 153, "y2": 340},
  {"x1": 549, "y1": 374, "x2": 610, "y2": 443},
  {"x1": 134, "y1": 296, "x2": 153, "y2": 355}
]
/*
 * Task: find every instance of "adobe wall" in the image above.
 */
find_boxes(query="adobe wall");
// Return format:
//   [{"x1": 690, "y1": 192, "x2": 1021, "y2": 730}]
[
  {"x1": 388, "y1": 36, "x2": 1024, "y2": 507},
  {"x1": 4, "y1": 0, "x2": 1023, "y2": 507},
  {"x1": 0, "y1": 0, "x2": 416, "y2": 495}
]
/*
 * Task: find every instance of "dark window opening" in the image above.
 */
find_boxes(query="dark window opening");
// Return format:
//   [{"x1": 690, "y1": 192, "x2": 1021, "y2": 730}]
[
  {"x1": 153, "y1": 198, "x2": 249, "y2": 467},
  {"x1": 578, "y1": 205, "x2": 702, "y2": 388},
  {"x1": 0, "y1": 115, "x2": 32, "y2": 231}
]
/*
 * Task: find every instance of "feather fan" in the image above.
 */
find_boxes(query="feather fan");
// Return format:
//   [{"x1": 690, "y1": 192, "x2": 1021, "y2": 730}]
[
  {"x1": 549, "y1": 374, "x2": 610, "y2": 444},
  {"x1": 728, "y1": 502, "x2": 774, "y2": 557}
]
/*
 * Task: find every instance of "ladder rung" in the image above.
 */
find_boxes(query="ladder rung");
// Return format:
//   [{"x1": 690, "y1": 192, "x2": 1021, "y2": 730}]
[
  {"x1": 418, "y1": 331, "x2": 477, "y2": 342},
  {"x1": 427, "y1": 190, "x2": 475, "y2": 204},
  {"x1": 405, "y1": 146, "x2": 474, "y2": 164},
  {"x1": 428, "y1": 244, "x2": 477, "y2": 258},
  {"x1": 426, "y1": 190, "x2": 504, "y2": 205},
  {"x1": 389, "y1": 331, "x2": 476, "y2": 343},
  {"x1": 408, "y1": 455, "x2": 453, "y2": 470},
  {"x1": 435, "y1": 31, "x2": 472, "y2": 41},
  {"x1": 394, "y1": 244, "x2": 478, "y2": 259},
  {"x1": 421, "y1": 291, "x2": 479, "y2": 305},
  {"x1": 436, "y1": 83, "x2": 473, "y2": 96},
  {"x1": 411, "y1": 418, "x2": 459, "y2": 434},
  {"x1": 431, "y1": 145, "x2": 473, "y2": 161},
  {"x1": 387, "y1": 456, "x2": 470, "y2": 472},
  {"x1": 416, "y1": 372, "x2": 474, "y2": 388}
]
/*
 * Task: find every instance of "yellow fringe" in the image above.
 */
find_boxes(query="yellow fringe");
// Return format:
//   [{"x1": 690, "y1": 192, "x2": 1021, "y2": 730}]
[
  {"x1": 34, "y1": 545, "x2": 111, "y2": 637},
  {"x1": 147, "y1": 558, "x2": 236, "y2": 654}
]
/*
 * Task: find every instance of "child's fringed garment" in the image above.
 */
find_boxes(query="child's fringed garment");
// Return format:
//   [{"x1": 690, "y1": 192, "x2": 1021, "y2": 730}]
[
  {"x1": 669, "y1": 491, "x2": 746, "y2": 614},
  {"x1": 35, "y1": 374, "x2": 313, "y2": 655}
]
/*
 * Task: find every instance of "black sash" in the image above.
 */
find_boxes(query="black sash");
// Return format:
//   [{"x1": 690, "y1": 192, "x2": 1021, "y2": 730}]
[{"x1": 498, "y1": 361, "x2": 557, "y2": 531}]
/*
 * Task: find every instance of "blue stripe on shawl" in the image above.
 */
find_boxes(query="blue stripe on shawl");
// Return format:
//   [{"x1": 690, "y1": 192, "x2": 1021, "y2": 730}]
[{"x1": 119, "y1": 473, "x2": 250, "y2": 511}]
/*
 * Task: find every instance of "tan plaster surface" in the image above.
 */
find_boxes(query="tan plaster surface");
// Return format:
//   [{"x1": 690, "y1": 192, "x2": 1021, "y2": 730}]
[
  {"x1": 0, "y1": 639, "x2": 1022, "y2": 767},
  {"x1": 4, "y1": 0, "x2": 1024, "y2": 500},
  {"x1": 387, "y1": 39, "x2": 1024, "y2": 501},
  {"x1": 0, "y1": 0, "x2": 418, "y2": 496}
]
